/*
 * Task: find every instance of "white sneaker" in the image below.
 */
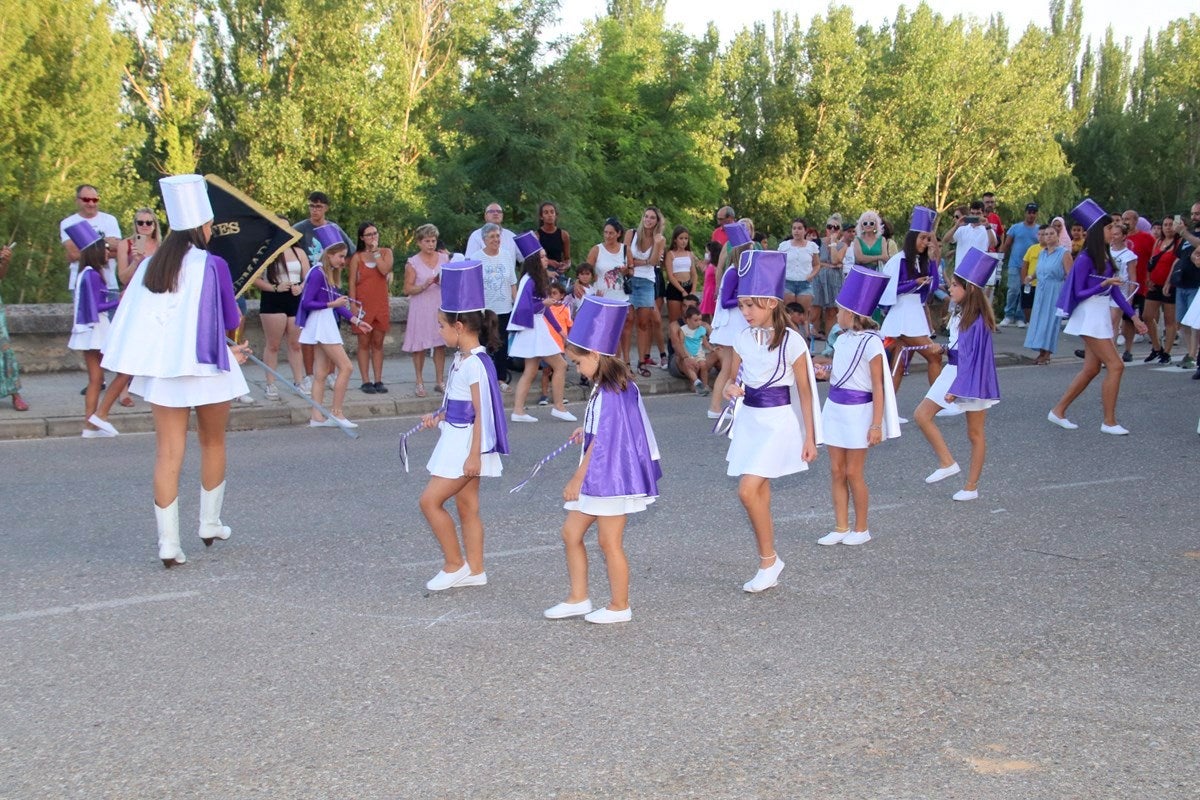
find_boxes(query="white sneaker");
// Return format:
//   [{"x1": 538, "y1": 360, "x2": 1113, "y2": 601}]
[
  {"x1": 1100, "y1": 423, "x2": 1130, "y2": 435},
  {"x1": 550, "y1": 408, "x2": 577, "y2": 422},
  {"x1": 326, "y1": 375, "x2": 336, "y2": 390},
  {"x1": 1134, "y1": 334, "x2": 1147, "y2": 344},
  {"x1": 936, "y1": 405, "x2": 964, "y2": 418},
  {"x1": 235, "y1": 394, "x2": 255, "y2": 405},
  {"x1": 511, "y1": 412, "x2": 538, "y2": 423},
  {"x1": 1047, "y1": 411, "x2": 1078, "y2": 430},
  {"x1": 817, "y1": 530, "x2": 848, "y2": 546},
  {"x1": 544, "y1": 599, "x2": 593, "y2": 619},
  {"x1": 81, "y1": 428, "x2": 110, "y2": 438},
  {"x1": 841, "y1": 530, "x2": 872, "y2": 546},
  {"x1": 897, "y1": 416, "x2": 909, "y2": 424},
  {"x1": 998, "y1": 318, "x2": 1012, "y2": 327},
  {"x1": 309, "y1": 418, "x2": 339, "y2": 428},
  {"x1": 329, "y1": 415, "x2": 358, "y2": 429},
  {"x1": 1116, "y1": 334, "x2": 1126, "y2": 346},
  {"x1": 299, "y1": 377, "x2": 313, "y2": 396},
  {"x1": 953, "y1": 489, "x2": 979, "y2": 501},
  {"x1": 742, "y1": 557, "x2": 784, "y2": 593},
  {"x1": 706, "y1": 409, "x2": 722, "y2": 419},
  {"x1": 585, "y1": 606, "x2": 632, "y2": 624},
  {"x1": 87, "y1": 414, "x2": 119, "y2": 436},
  {"x1": 925, "y1": 463, "x2": 961, "y2": 483},
  {"x1": 265, "y1": 383, "x2": 280, "y2": 400},
  {"x1": 455, "y1": 571, "x2": 487, "y2": 587},
  {"x1": 1016, "y1": 320, "x2": 1027, "y2": 328},
  {"x1": 425, "y1": 564, "x2": 471, "y2": 591}
]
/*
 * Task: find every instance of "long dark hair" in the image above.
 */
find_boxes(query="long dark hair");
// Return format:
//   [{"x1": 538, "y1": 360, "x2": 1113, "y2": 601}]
[
  {"x1": 954, "y1": 275, "x2": 996, "y2": 333},
  {"x1": 902, "y1": 230, "x2": 930, "y2": 280},
  {"x1": 520, "y1": 251, "x2": 549, "y2": 297},
  {"x1": 356, "y1": 221, "x2": 378, "y2": 253},
  {"x1": 144, "y1": 227, "x2": 208, "y2": 293},
  {"x1": 566, "y1": 342, "x2": 632, "y2": 391},
  {"x1": 79, "y1": 240, "x2": 107, "y2": 272},
  {"x1": 1083, "y1": 221, "x2": 1115, "y2": 275},
  {"x1": 442, "y1": 309, "x2": 499, "y2": 351}
]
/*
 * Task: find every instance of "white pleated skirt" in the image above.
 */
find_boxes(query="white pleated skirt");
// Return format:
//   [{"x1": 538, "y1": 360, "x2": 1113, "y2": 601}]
[
  {"x1": 923, "y1": 364, "x2": 996, "y2": 412},
  {"x1": 130, "y1": 364, "x2": 249, "y2": 408},
  {"x1": 726, "y1": 404, "x2": 807, "y2": 477},
  {"x1": 509, "y1": 315, "x2": 561, "y2": 359},
  {"x1": 880, "y1": 295, "x2": 931, "y2": 337},
  {"x1": 821, "y1": 399, "x2": 873, "y2": 449},
  {"x1": 709, "y1": 308, "x2": 748, "y2": 347},
  {"x1": 68, "y1": 316, "x2": 110, "y2": 352},
  {"x1": 426, "y1": 423, "x2": 503, "y2": 478},
  {"x1": 299, "y1": 308, "x2": 344, "y2": 345},
  {"x1": 1063, "y1": 294, "x2": 1113, "y2": 339},
  {"x1": 564, "y1": 494, "x2": 655, "y2": 517}
]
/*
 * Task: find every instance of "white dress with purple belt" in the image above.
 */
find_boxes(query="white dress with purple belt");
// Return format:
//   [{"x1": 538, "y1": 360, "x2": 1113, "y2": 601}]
[
  {"x1": 427, "y1": 347, "x2": 504, "y2": 479},
  {"x1": 821, "y1": 331, "x2": 901, "y2": 449}
]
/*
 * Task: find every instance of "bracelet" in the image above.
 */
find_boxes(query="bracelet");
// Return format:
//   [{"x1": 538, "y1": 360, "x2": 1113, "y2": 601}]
[{"x1": 868, "y1": 424, "x2": 882, "y2": 430}]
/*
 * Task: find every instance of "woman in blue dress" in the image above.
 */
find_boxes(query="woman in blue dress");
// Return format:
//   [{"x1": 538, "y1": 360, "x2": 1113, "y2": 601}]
[{"x1": 1023, "y1": 224, "x2": 1073, "y2": 364}]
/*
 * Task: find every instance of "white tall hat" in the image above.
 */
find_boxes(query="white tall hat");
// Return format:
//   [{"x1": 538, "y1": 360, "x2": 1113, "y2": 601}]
[{"x1": 159, "y1": 174, "x2": 213, "y2": 230}]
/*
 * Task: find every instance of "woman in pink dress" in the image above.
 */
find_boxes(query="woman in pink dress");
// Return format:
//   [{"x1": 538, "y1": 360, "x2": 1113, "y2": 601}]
[
  {"x1": 699, "y1": 240, "x2": 720, "y2": 321},
  {"x1": 402, "y1": 223, "x2": 448, "y2": 397}
]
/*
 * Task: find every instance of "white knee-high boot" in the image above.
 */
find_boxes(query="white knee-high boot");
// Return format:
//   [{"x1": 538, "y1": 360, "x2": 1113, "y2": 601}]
[
  {"x1": 155, "y1": 499, "x2": 186, "y2": 567},
  {"x1": 199, "y1": 481, "x2": 232, "y2": 546}
]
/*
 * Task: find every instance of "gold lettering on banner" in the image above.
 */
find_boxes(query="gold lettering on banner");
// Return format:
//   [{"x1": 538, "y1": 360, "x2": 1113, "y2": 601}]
[{"x1": 212, "y1": 221, "x2": 241, "y2": 237}]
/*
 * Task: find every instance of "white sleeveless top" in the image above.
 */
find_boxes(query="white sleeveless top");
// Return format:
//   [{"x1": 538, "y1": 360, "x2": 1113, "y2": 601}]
[
  {"x1": 631, "y1": 232, "x2": 655, "y2": 281},
  {"x1": 594, "y1": 243, "x2": 628, "y2": 302}
]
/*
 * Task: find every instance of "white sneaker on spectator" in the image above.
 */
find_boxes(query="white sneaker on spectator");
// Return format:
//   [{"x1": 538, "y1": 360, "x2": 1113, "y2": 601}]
[
  {"x1": 1016, "y1": 320, "x2": 1027, "y2": 328},
  {"x1": 301, "y1": 375, "x2": 313, "y2": 394},
  {"x1": 998, "y1": 318, "x2": 1012, "y2": 327}
]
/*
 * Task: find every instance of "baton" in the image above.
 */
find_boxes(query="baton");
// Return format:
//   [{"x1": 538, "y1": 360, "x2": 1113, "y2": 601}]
[{"x1": 226, "y1": 337, "x2": 359, "y2": 439}]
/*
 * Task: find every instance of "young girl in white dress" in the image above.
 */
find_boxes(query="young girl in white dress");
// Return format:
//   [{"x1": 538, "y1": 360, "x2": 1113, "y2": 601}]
[
  {"x1": 880, "y1": 205, "x2": 943, "y2": 394},
  {"x1": 508, "y1": 231, "x2": 574, "y2": 423},
  {"x1": 101, "y1": 175, "x2": 252, "y2": 567},
  {"x1": 298, "y1": 225, "x2": 372, "y2": 428},
  {"x1": 544, "y1": 296, "x2": 661, "y2": 624},
  {"x1": 723, "y1": 251, "x2": 822, "y2": 593},
  {"x1": 419, "y1": 261, "x2": 510, "y2": 591},
  {"x1": 819, "y1": 267, "x2": 901, "y2": 546},
  {"x1": 64, "y1": 222, "x2": 121, "y2": 438}
]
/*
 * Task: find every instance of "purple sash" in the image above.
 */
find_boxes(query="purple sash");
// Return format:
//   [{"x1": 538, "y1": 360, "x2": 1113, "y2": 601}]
[
  {"x1": 444, "y1": 399, "x2": 475, "y2": 425},
  {"x1": 947, "y1": 350, "x2": 959, "y2": 366},
  {"x1": 828, "y1": 386, "x2": 872, "y2": 405},
  {"x1": 743, "y1": 385, "x2": 790, "y2": 408}
]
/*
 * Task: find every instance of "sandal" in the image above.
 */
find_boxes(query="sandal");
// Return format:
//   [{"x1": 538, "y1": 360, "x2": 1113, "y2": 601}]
[
  {"x1": 415, "y1": 383, "x2": 427, "y2": 398},
  {"x1": 637, "y1": 364, "x2": 652, "y2": 378},
  {"x1": 434, "y1": 383, "x2": 445, "y2": 394},
  {"x1": 12, "y1": 395, "x2": 29, "y2": 412},
  {"x1": 119, "y1": 395, "x2": 135, "y2": 407}
]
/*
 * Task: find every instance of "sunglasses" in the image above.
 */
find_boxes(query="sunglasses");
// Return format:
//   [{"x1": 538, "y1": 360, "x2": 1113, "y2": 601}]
[
  {"x1": 135, "y1": 219, "x2": 155, "y2": 227},
  {"x1": 486, "y1": 208, "x2": 503, "y2": 214},
  {"x1": 862, "y1": 221, "x2": 877, "y2": 227},
  {"x1": 826, "y1": 224, "x2": 840, "y2": 230},
  {"x1": 78, "y1": 197, "x2": 99, "y2": 203}
]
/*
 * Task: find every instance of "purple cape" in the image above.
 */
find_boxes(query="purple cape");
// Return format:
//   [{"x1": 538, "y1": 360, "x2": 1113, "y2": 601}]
[
  {"x1": 895, "y1": 258, "x2": 939, "y2": 304},
  {"x1": 718, "y1": 267, "x2": 739, "y2": 310},
  {"x1": 509, "y1": 277, "x2": 542, "y2": 330},
  {"x1": 474, "y1": 351, "x2": 510, "y2": 455},
  {"x1": 196, "y1": 254, "x2": 242, "y2": 371},
  {"x1": 581, "y1": 383, "x2": 662, "y2": 498},
  {"x1": 296, "y1": 267, "x2": 352, "y2": 329},
  {"x1": 948, "y1": 316, "x2": 1000, "y2": 401},
  {"x1": 74, "y1": 268, "x2": 118, "y2": 325},
  {"x1": 1057, "y1": 252, "x2": 1135, "y2": 318}
]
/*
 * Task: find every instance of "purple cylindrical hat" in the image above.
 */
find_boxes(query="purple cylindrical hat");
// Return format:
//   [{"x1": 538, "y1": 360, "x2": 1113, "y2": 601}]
[
  {"x1": 439, "y1": 260, "x2": 485, "y2": 313},
  {"x1": 514, "y1": 231, "x2": 543, "y2": 260},
  {"x1": 723, "y1": 222, "x2": 752, "y2": 249},
  {"x1": 910, "y1": 205, "x2": 936, "y2": 234},
  {"x1": 955, "y1": 247, "x2": 1000, "y2": 288},
  {"x1": 313, "y1": 224, "x2": 343, "y2": 253},
  {"x1": 567, "y1": 295, "x2": 628, "y2": 357},
  {"x1": 736, "y1": 250, "x2": 786, "y2": 300},
  {"x1": 1136, "y1": 216, "x2": 1152, "y2": 233},
  {"x1": 1070, "y1": 198, "x2": 1108, "y2": 231},
  {"x1": 65, "y1": 220, "x2": 102, "y2": 252},
  {"x1": 836, "y1": 266, "x2": 889, "y2": 317}
]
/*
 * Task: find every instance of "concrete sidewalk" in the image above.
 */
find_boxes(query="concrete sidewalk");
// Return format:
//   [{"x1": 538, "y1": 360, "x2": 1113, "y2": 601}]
[{"x1": 0, "y1": 325, "x2": 1169, "y2": 440}]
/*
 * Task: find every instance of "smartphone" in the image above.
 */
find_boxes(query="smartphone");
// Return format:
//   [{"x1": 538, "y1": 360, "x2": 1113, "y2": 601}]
[
  {"x1": 6, "y1": 242, "x2": 14, "y2": 249},
  {"x1": 963, "y1": 215, "x2": 980, "y2": 224}
]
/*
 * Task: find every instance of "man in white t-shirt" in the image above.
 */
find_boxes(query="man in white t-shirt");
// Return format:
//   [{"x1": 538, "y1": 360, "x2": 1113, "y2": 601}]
[
  {"x1": 943, "y1": 199, "x2": 998, "y2": 296},
  {"x1": 61, "y1": 184, "x2": 122, "y2": 291},
  {"x1": 465, "y1": 202, "x2": 518, "y2": 267}
]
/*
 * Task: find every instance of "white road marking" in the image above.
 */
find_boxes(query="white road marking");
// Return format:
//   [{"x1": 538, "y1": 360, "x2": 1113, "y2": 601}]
[
  {"x1": 1036, "y1": 476, "x2": 1129, "y2": 491},
  {"x1": 0, "y1": 590, "x2": 200, "y2": 623}
]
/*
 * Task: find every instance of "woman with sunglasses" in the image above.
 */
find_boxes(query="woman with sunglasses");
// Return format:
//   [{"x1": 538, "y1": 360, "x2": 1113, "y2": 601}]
[
  {"x1": 853, "y1": 211, "x2": 891, "y2": 272},
  {"x1": 811, "y1": 215, "x2": 846, "y2": 339}
]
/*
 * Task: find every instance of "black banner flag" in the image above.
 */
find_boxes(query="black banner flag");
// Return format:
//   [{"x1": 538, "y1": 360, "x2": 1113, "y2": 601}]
[{"x1": 203, "y1": 175, "x2": 300, "y2": 297}]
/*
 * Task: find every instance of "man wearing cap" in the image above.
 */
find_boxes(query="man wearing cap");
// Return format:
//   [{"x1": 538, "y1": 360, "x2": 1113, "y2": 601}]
[
  {"x1": 998, "y1": 203, "x2": 1041, "y2": 327},
  {"x1": 61, "y1": 184, "x2": 122, "y2": 291},
  {"x1": 465, "y1": 202, "x2": 518, "y2": 267},
  {"x1": 711, "y1": 206, "x2": 736, "y2": 247}
]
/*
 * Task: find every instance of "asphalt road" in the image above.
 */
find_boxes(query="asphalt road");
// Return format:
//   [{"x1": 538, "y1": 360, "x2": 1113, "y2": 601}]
[{"x1": 2, "y1": 358, "x2": 1197, "y2": 799}]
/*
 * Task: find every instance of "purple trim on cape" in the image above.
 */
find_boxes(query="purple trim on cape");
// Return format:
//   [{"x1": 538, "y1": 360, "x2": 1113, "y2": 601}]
[
  {"x1": 196, "y1": 255, "x2": 240, "y2": 371},
  {"x1": 509, "y1": 278, "x2": 539, "y2": 329},
  {"x1": 743, "y1": 385, "x2": 790, "y2": 408},
  {"x1": 75, "y1": 269, "x2": 104, "y2": 325},
  {"x1": 828, "y1": 386, "x2": 872, "y2": 405},
  {"x1": 719, "y1": 267, "x2": 739, "y2": 310},
  {"x1": 896, "y1": 258, "x2": 938, "y2": 303},
  {"x1": 297, "y1": 268, "x2": 352, "y2": 328},
  {"x1": 474, "y1": 351, "x2": 510, "y2": 455},
  {"x1": 581, "y1": 384, "x2": 661, "y2": 498},
  {"x1": 947, "y1": 316, "x2": 999, "y2": 401},
  {"x1": 544, "y1": 305, "x2": 563, "y2": 336}
]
